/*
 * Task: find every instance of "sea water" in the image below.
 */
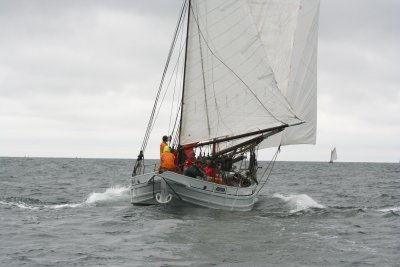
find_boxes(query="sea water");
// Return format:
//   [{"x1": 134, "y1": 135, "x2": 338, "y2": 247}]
[{"x1": 0, "y1": 157, "x2": 399, "y2": 266}]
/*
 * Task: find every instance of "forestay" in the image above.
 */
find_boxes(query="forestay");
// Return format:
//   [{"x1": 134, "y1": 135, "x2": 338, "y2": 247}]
[{"x1": 180, "y1": 0, "x2": 319, "y2": 149}]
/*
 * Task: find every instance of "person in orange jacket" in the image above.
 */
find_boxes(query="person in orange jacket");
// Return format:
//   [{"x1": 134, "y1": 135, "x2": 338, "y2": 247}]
[
  {"x1": 158, "y1": 135, "x2": 169, "y2": 170},
  {"x1": 160, "y1": 135, "x2": 168, "y2": 158},
  {"x1": 160, "y1": 146, "x2": 176, "y2": 172}
]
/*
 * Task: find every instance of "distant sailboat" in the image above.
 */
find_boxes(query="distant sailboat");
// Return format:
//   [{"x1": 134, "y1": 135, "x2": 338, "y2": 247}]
[{"x1": 329, "y1": 147, "x2": 337, "y2": 163}]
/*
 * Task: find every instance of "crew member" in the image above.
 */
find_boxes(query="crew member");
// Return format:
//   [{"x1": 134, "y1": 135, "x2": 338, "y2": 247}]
[
  {"x1": 160, "y1": 135, "x2": 168, "y2": 158},
  {"x1": 184, "y1": 160, "x2": 204, "y2": 178},
  {"x1": 204, "y1": 160, "x2": 216, "y2": 177},
  {"x1": 160, "y1": 146, "x2": 176, "y2": 172},
  {"x1": 184, "y1": 151, "x2": 196, "y2": 171}
]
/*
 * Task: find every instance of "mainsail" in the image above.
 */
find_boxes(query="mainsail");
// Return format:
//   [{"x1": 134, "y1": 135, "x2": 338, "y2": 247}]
[{"x1": 179, "y1": 0, "x2": 319, "y2": 148}]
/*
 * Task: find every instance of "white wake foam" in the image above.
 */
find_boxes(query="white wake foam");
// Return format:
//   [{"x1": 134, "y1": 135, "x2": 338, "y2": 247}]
[
  {"x1": 47, "y1": 203, "x2": 84, "y2": 209},
  {"x1": 378, "y1": 207, "x2": 400, "y2": 213},
  {"x1": 0, "y1": 200, "x2": 39, "y2": 210},
  {"x1": 49, "y1": 185, "x2": 130, "y2": 208},
  {"x1": 85, "y1": 185, "x2": 130, "y2": 204},
  {"x1": 273, "y1": 193, "x2": 325, "y2": 213},
  {"x1": 0, "y1": 185, "x2": 131, "y2": 210}
]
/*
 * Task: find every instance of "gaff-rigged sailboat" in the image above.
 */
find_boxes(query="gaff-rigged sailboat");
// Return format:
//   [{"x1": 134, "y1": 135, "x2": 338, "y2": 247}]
[{"x1": 130, "y1": 0, "x2": 320, "y2": 211}]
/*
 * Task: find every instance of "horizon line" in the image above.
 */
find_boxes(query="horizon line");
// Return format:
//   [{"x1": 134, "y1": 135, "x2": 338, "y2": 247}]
[{"x1": 0, "y1": 156, "x2": 397, "y2": 164}]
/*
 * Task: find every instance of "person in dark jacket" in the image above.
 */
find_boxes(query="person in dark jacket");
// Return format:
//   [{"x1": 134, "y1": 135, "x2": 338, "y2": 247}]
[{"x1": 184, "y1": 160, "x2": 204, "y2": 178}]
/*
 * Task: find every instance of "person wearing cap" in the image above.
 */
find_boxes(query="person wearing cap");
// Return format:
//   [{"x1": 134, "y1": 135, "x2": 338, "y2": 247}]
[
  {"x1": 184, "y1": 160, "x2": 204, "y2": 179},
  {"x1": 160, "y1": 146, "x2": 176, "y2": 172}
]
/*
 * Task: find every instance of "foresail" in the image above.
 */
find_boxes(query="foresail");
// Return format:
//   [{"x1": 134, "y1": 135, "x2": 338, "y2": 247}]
[
  {"x1": 180, "y1": 0, "x2": 302, "y2": 145},
  {"x1": 250, "y1": 0, "x2": 320, "y2": 148}
]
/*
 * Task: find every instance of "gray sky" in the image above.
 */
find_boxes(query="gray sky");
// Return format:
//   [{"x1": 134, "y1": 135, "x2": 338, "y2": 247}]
[{"x1": 0, "y1": 0, "x2": 399, "y2": 162}]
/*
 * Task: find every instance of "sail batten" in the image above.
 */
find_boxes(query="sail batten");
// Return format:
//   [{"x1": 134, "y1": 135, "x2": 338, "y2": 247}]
[{"x1": 180, "y1": 0, "x2": 319, "y2": 147}]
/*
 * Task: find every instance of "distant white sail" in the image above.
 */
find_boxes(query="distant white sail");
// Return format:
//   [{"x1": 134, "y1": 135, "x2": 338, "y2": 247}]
[
  {"x1": 330, "y1": 147, "x2": 337, "y2": 163},
  {"x1": 180, "y1": 0, "x2": 319, "y2": 148}
]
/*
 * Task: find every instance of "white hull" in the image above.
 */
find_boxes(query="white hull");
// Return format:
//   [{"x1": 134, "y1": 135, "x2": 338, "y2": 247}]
[{"x1": 131, "y1": 171, "x2": 257, "y2": 211}]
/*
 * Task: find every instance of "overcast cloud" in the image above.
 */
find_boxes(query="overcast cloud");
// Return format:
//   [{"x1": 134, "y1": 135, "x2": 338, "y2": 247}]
[{"x1": 0, "y1": 0, "x2": 399, "y2": 162}]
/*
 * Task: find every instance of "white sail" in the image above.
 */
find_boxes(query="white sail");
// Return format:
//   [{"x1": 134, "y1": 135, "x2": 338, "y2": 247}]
[
  {"x1": 180, "y1": 0, "x2": 302, "y2": 145},
  {"x1": 180, "y1": 0, "x2": 319, "y2": 147},
  {"x1": 250, "y1": 0, "x2": 320, "y2": 148},
  {"x1": 330, "y1": 147, "x2": 337, "y2": 162}
]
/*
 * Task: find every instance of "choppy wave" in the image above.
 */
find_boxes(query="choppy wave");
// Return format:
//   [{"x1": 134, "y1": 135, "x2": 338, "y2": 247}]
[
  {"x1": 273, "y1": 193, "x2": 325, "y2": 213},
  {"x1": 378, "y1": 207, "x2": 400, "y2": 213},
  {"x1": 0, "y1": 185, "x2": 130, "y2": 210}
]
